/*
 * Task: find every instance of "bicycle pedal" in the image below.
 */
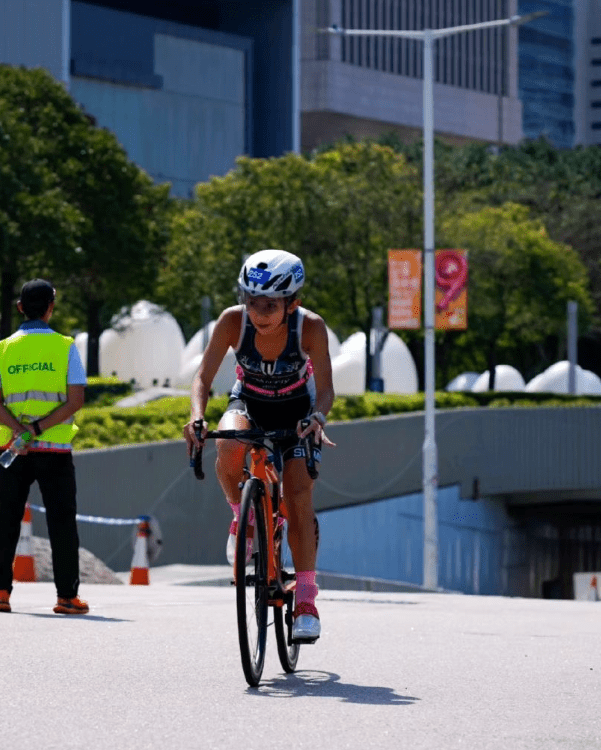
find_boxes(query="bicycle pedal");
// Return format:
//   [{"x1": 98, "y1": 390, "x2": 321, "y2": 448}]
[{"x1": 291, "y1": 636, "x2": 320, "y2": 645}]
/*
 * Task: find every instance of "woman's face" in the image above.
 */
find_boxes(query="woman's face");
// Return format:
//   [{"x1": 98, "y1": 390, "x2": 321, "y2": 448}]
[{"x1": 245, "y1": 295, "x2": 287, "y2": 334}]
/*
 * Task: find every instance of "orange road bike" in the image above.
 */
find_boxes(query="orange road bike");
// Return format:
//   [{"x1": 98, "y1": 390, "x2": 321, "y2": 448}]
[{"x1": 192, "y1": 420, "x2": 318, "y2": 687}]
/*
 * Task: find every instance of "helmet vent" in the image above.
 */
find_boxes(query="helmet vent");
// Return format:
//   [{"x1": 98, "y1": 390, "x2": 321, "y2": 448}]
[
  {"x1": 262, "y1": 274, "x2": 281, "y2": 290},
  {"x1": 274, "y1": 275, "x2": 292, "y2": 292}
]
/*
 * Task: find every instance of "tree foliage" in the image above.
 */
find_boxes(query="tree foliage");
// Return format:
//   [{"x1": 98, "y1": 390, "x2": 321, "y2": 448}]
[
  {"x1": 0, "y1": 65, "x2": 171, "y2": 372},
  {"x1": 160, "y1": 138, "x2": 596, "y2": 389},
  {"x1": 438, "y1": 203, "x2": 593, "y2": 385},
  {"x1": 158, "y1": 142, "x2": 422, "y2": 350},
  {"x1": 3, "y1": 64, "x2": 600, "y2": 390}
]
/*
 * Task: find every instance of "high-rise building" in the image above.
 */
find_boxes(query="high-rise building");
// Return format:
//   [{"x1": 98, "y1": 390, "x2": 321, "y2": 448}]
[
  {"x1": 301, "y1": 0, "x2": 523, "y2": 152},
  {"x1": 0, "y1": 0, "x2": 299, "y2": 197},
  {"x1": 574, "y1": 0, "x2": 601, "y2": 146},
  {"x1": 517, "y1": 1, "x2": 575, "y2": 149},
  {"x1": 517, "y1": 1, "x2": 601, "y2": 149}
]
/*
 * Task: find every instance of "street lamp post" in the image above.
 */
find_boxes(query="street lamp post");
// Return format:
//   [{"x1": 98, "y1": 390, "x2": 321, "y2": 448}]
[{"x1": 324, "y1": 10, "x2": 548, "y2": 590}]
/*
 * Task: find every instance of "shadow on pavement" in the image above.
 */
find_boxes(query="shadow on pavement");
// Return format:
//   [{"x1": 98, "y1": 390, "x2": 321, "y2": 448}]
[
  {"x1": 254, "y1": 670, "x2": 419, "y2": 705},
  {"x1": 17, "y1": 612, "x2": 133, "y2": 623}
]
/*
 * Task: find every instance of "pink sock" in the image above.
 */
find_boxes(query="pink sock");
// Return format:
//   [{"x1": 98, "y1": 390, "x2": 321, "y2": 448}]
[
  {"x1": 295, "y1": 571, "x2": 318, "y2": 607},
  {"x1": 228, "y1": 502, "x2": 254, "y2": 531}
]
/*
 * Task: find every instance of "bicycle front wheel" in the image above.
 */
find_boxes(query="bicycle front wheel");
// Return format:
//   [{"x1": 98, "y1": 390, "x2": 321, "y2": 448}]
[
  {"x1": 274, "y1": 521, "x2": 300, "y2": 673},
  {"x1": 236, "y1": 478, "x2": 268, "y2": 687}
]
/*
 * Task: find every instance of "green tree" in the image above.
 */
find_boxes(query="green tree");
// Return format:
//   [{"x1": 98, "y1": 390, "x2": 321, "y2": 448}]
[
  {"x1": 0, "y1": 90, "x2": 82, "y2": 336},
  {"x1": 438, "y1": 203, "x2": 593, "y2": 387},
  {"x1": 0, "y1": 65, "x2": 171, "y2": 372},
  {"x1": 159, "y1": 143, "x2": 422, "y2": 386}
]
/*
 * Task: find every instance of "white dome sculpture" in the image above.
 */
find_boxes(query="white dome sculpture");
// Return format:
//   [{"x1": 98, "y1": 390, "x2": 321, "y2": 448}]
[
  {"x1": 326, "y1": 326, "x2": 341, "y2": 359},
  {"x1": 446, "y1": 372, "x2": 480, "y2": 392},
  {"x1": 339, "y1": 330, "x2": 365, "y2": 356},
  {"x1": 472, "y1": 365, "x2": 525, "y2": 392},
  {"x1": 176, "y1": 349, "x2": 238, "y2": 394},
  {"x1": 525, "y1": 361, "x2": 601, "y2": 395},
  {"x1": 99, "y1": 301, "x2": 185, "y2": 388},
  {"x1": 333, "y1": 331, "x2": 418, "y2": 395},
  {"x1": 580, "y1": 369, "x2": 601, "y2": 395},
  {"x1": 177, "y1": 318, "x2": 239, "y2": 393},
  {"x1": 181, "y1": 321, "x2": 218, "y2": 370}
]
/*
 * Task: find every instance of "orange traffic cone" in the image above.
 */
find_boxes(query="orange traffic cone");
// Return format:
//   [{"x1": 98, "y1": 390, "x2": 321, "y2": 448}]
[
  {"x1": 129, "y1": 517, "x2": 151, "y2": 585},
  {"x1": 588, "y1": 575, "x2": 599, "y2": 601},
  {"x1": 13, "y1": 503, "x2": 36, "y2": 582}
]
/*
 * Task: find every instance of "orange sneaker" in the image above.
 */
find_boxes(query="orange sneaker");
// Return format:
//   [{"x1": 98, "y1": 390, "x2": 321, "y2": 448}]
[
  {"x1": 0, "y1": 589, "x2": 10, "y2": 613},
  {"x1": 53, "y1": 596, "x2": 89, "y2": 615}
]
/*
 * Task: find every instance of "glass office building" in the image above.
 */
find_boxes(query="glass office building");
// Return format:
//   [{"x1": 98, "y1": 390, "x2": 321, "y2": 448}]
[{"x1": 518, "y1": 1, "x2": 575, "y2": 148}]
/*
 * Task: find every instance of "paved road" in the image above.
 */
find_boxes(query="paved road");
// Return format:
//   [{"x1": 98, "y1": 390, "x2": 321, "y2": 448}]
[{"x1": 2, "y1": 569, "x2": 600, "y2": 750}]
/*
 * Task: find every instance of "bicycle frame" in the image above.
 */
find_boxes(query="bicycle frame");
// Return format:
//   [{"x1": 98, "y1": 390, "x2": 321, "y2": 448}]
[
  {"x1": 245, "y1": 444, "x2": 294, "y2": 604},
  {"x1": 192, "y1": 424, "x2": 316, "y2": 595},
  {"x1": 191, "y1": 422, "x2": 317, "y2": 684}
]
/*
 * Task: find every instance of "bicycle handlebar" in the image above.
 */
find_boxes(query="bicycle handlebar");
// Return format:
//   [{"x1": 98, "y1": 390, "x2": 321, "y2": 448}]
[{"x1": 190, "y1": 420, "x2": 318, "y2": 481}]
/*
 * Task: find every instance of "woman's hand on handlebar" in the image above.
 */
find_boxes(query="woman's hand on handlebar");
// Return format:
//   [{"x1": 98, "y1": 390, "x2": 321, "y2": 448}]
[
  {"x1": 183, "y1": 418, "x2": 208, "y2": 456},
  {"x1": 297, "y1": 415, "x2": 336, "y2": 447}
]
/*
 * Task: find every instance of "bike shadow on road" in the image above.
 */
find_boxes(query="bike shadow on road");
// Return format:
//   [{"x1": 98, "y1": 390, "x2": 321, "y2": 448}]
[
  {"x1": 254, "y1": 670, "x2": 419, "y2": 705},
  {"x1": 15, "y1": 612, "x2": 133, "y2": 623}
]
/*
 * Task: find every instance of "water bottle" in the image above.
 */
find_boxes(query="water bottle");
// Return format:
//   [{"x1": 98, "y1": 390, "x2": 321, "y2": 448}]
[{"x1": 0, "y1": 432, "x2": 31, "y2": 468}]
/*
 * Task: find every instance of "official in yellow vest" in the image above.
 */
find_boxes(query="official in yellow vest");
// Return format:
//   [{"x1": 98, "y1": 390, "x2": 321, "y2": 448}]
[{"x1": 0, "y1": 279, "x2": 89, "y2": 615}]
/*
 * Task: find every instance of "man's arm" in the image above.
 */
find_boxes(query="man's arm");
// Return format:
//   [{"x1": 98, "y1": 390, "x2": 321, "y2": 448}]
[
  {"x1": 32, "y1": 385, "x2": 85, "y2": 434},
  {"x1": 0, "y1": 388, "x2": 27, "y2": 434}
]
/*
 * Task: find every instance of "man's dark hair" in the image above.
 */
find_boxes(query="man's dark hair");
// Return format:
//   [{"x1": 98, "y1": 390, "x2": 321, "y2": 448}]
[{"x1": 19, "y1": 279, "x2": 56, "y2": 320}]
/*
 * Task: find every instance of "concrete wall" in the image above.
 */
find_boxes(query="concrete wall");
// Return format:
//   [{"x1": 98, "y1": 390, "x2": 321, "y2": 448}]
[
  {"x1": 27, "y1": 406, "x2": 601, "y2": 588},
  {"x1": 302, "y1": 59, "x2": 523, "y2": 146}
]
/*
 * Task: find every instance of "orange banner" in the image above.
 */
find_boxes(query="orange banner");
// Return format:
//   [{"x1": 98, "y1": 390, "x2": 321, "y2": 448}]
[
  {"x1": 435, "y1": 249, "x2": 468, "y2": 330},
  {"x1": 388, "y1": 250, "x2": 422, "y2": 329}
]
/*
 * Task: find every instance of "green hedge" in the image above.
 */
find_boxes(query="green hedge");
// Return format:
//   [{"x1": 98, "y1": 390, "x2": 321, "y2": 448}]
[
  {"x1": 74, "y1": 395, "x2": 228, "y2": 449},
  {"x1": 84, "y1": 377, "x2": 133, "y2": 406},
  {"x1": 72, "y1": 390, "x2": 601, "y2": 451}
]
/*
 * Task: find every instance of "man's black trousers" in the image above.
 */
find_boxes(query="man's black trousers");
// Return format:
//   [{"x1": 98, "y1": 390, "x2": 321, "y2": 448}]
[{"x1": 0, "y1": 451, "x2": 80, "y2": 598}]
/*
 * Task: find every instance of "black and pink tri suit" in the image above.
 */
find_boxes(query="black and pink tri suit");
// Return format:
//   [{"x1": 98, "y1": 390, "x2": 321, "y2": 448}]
[{"x1": 226, "y1": 305, "x2": 319, "y2": 462}]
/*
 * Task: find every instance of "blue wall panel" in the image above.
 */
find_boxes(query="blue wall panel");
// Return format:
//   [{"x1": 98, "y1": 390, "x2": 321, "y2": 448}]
[
  {"x1": 71, "y1": 0, "x2": 294, "y2": 183},
  {"x1": 317, "y1": 485, "x2": 511, "y2": 595},
  {"x1": 71, "y1": 2, "x2": 253, "y2": 195}
]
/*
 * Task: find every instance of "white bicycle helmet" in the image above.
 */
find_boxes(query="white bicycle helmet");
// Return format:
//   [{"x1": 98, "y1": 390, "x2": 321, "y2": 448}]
[{"x1": 238, "y1": 249, "x2": 305, "y2": 299}]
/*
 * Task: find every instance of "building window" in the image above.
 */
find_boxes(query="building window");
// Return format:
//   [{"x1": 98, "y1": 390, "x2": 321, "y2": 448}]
[
  {"x1": 592, "y1": 81, "x2": 601, "y2": 87},
  {"x1": 592, "y1": 102, "x2": 601, "y2": 108},
  {"x1": 593, "y1": 38, "x2": 601, "y2": 45},
  {"x1": 592, "y1": 123, "x2": 601, "y2": 130},
  {"x1": 593, "y1": 59, "x2": 601, "y2": 66}
]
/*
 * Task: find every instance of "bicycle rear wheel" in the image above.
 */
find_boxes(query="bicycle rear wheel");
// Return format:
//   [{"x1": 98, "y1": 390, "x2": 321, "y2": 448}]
[
  {"x1": 274, "y1": 521, "x2": 300, "y2": 673},
  {"x1": 236, "y1": 478, "x2": 268, "y2": 687}
]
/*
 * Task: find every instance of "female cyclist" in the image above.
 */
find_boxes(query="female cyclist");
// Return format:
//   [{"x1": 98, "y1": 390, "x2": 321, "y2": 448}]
[{"x1": 184, "y1": 250, "x2": 335, "y2": 641}]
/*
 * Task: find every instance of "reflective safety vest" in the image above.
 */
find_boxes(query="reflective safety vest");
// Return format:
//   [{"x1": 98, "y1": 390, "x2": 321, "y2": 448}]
[{"x1": 0, "y1": 330, "x2": 78, "y2": 449}]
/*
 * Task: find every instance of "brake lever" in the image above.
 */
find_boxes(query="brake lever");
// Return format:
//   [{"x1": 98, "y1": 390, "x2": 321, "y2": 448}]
[
  {"x1": 190, "y1": 420, "x2": 205, "y2": 480},
  {"x1": 300, "y1": 418, "x2": 319, "y2": 480}
]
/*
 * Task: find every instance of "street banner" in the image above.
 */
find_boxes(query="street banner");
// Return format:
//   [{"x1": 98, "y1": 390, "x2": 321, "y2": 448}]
[
  {"x1": 435, "y1": 249, "x2": 468, "y2": 330},
  {"x1": 388, "y1": 249, "x2": 422, "y2": 329}
]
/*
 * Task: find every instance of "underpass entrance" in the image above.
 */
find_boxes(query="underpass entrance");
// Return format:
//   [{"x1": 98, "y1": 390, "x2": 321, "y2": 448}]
[{"x1": 509, "y1": 502, "x2": 601, "y2": 599}]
